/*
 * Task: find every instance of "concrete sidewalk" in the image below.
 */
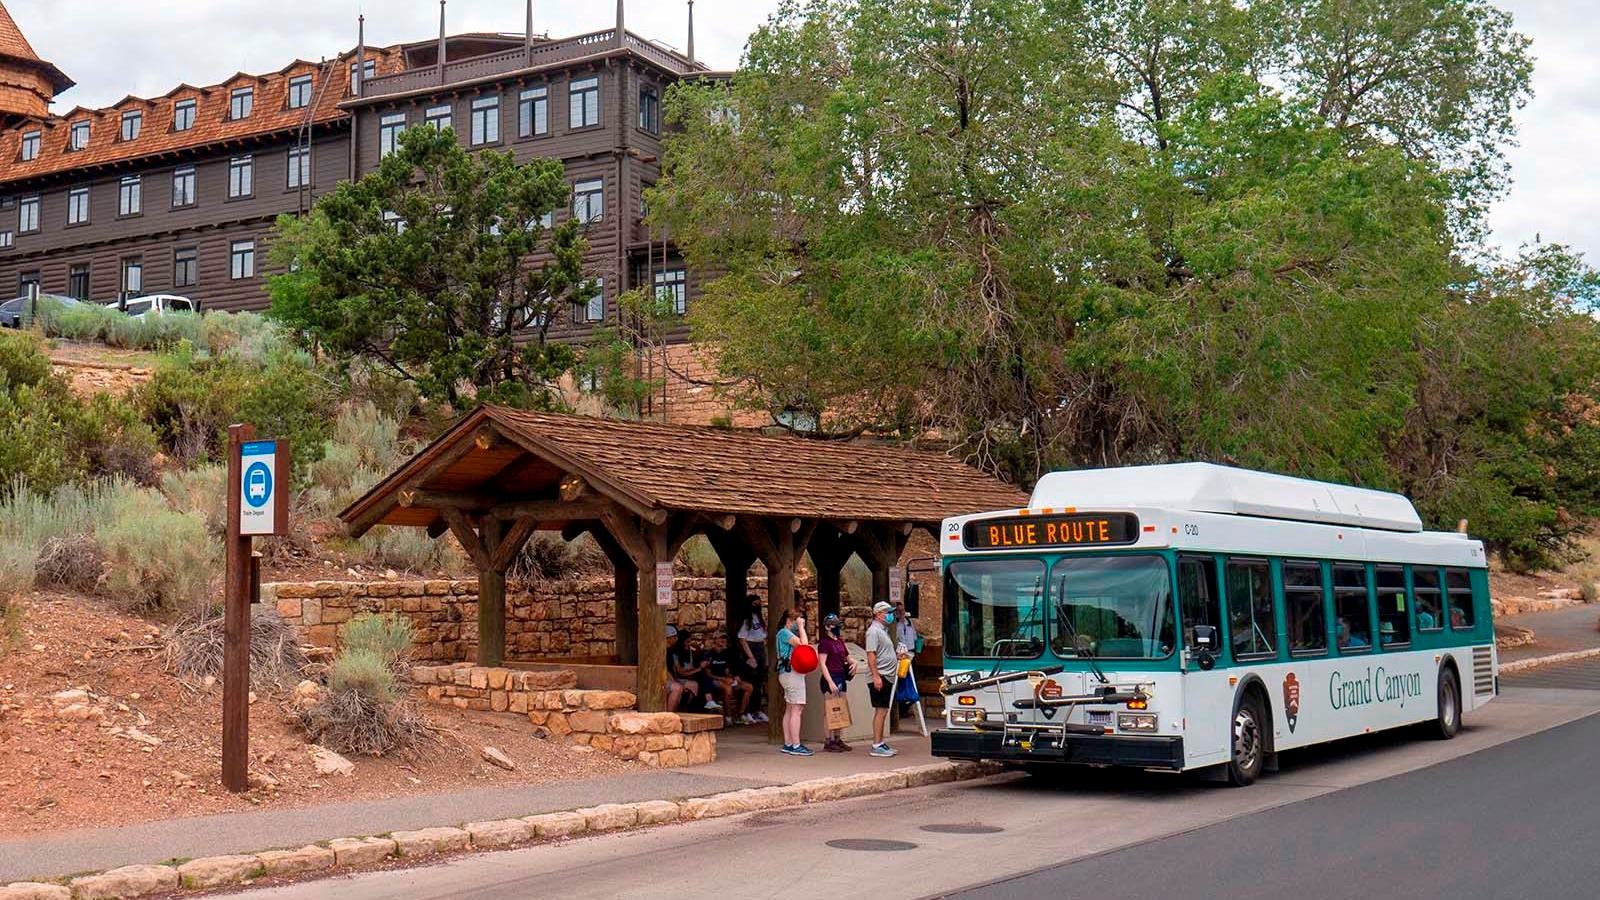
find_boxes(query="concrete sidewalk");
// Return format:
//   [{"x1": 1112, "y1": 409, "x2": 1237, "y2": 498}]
[
  {"x1": 0, "y1": 724, "x2": 933, "y2": 883},
  {"x1": 1498, "y1": 603, "x2": 1600, "y2": 664}
]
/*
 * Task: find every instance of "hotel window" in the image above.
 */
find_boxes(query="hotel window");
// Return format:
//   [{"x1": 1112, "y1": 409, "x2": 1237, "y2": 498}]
[
  {"x1": 174, "y1": 248, "x2": 198, "y2": 288},
  {"x1": 470, "y1": 95, "x2": 500, "y2": 145},
  {"x1": 519, "y1": 86, "x2": 548, "y2": 137},
  {"x1": 288, "y1": 75, "x2": 313, "y2": 110},
  {"x1": 569, "y1": 76, "x2": 600, "y2": 128},
  {"x1": 119, "y1": 176, "x2": 142, "y2": 217},
  {"x1": 425, "y1": 104, "x2": 453, "y2": 132},
  {"x1": 288, "y1": 145, "x2": 311, "y2": 189},
  {"x1": 230, "y1": 240, "x2": 256, "y2": 280},
  {"x1": 20, "y1": 130, "x2": 40, "y2": 161},
  {"x1": 379, "y1": 113, "x2": 406, "y2": 158},
  {"x1": 382, "y1": 210, "x2": 407, "y2": 233},
  {"x1": 0, "y1": 231, "x2": 11, "y2": 249},
  {"x1": 229, "y1": 156, "x2": 254, "y2": 199},
  {"x1": 349, "y1": 58, "x2": 375, "y2": 93},
  {"x1": 638, "y1": 86, "x2": 659, "y2": 133},
  {"x1": 574, "y1": 278, "x2": 604, "y2": 323},
  {"x1": 230, "y1": 87, "x2": 254, "y2": 120},
  {"x1": 172, "y1": 166, "x2": 196, "y2": 207},
  {"x1": 121, "y1": 258, "x2": 143, "y2": 297},
  {"x1": 121, "y1": 109, "x2": 142, "y2": 142},
  {"x1": 174, "y1": 99, "x2": 196, "y2": 131},
  {"x1": 572, "y1": 178, "x2": 603, "y2": 224},
  {"x1": 18, "y1": 196, "x2": 39, "y2": 233},
  {"x1": 68, "y1": 121, "x2": 89, "y2": 151},
  {"x1": 19, "y1": 271, "x2": 41, "y2": 294},
  {"x1": 68, "y1": 264, "x2": 90, "y2": 301},
  {"x1": 67, "y1": 187, "x2": 90, "y2": 225},
  {"x1": 654, "y1": 267, "x2": 687, "y2": 315}
]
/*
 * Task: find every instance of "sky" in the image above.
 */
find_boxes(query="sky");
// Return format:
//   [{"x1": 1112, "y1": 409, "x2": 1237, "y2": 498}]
[{"x1": 7, "y1": 0, "x2": 1592, "y2": 265}]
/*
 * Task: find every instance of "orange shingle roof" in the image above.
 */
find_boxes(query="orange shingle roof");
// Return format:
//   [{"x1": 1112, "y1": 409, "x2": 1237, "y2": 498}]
[
  {"x1": 343, "y1": 406, "x2": 1029, "y2": 535},
  {"x1": 0, "y1": 0, "x2": 71, "y2": 93},
  {"x1": 0, "y1": 45, "x2": 403, "y2": 188}
]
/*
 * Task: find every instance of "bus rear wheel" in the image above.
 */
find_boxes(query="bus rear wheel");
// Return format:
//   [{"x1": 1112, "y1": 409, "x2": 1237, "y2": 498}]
[
  {"x1": 1227, "y1": 694, "x2": 1265, "y2": 786},
  {"x1": 1432, "y1": 667, "x2": 1462, "y2": 740}
]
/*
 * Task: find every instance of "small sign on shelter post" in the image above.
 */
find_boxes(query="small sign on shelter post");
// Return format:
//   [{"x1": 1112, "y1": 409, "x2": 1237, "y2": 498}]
[
  {"x1": 655, "y1": 560, "x2": 674, "y2": 606},
  {"x1": 888, "y1": 566, "x2": 904, "y2": 606}
]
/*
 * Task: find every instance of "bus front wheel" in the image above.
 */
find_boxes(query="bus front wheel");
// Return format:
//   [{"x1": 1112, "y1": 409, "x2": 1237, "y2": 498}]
[
  {"x1": 1432, "y1": 667, "x2": 1462, "y2": 740},
  {"x1": 1227, "y1": 694, "x2": 1265, "y2": 786}
]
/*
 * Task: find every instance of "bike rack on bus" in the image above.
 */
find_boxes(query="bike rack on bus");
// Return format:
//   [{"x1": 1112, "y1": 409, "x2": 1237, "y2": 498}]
[{"x1": 941, "y1": 661, "x2": 1150, "y2": 753}]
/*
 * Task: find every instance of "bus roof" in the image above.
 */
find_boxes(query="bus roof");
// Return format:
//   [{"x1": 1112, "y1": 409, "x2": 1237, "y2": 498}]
[{"x1": 1029, "y1": 463, "x2": 1423, "y2": 533}]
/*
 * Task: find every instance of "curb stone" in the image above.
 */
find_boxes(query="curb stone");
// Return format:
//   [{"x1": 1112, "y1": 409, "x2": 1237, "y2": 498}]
[
  {"x1": 6, "y1": 760, "x2": 1001, "y2": 898},
  {"x1": 1499, "y1": 646, "x2": 1600, "y2": 674}
]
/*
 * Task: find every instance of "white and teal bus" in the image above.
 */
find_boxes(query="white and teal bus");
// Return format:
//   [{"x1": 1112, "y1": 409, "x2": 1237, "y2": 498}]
[{"x1": 930, "y1": 463, "x2": 1497, "y2": 785}]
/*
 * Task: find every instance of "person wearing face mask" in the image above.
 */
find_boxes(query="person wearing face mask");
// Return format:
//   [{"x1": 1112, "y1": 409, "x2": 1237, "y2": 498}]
[
  {"x1": 865, "y1": 601, "x2": 899, "y2": 757},
  {"x1": 817, "y1": 613, "x2": 855, "y2": 752}
]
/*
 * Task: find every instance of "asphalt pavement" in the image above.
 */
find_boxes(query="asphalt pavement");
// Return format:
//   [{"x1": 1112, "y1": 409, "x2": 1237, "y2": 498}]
[{"x1": 951, "y1": 710, "x2": 1600, "y2": 900}]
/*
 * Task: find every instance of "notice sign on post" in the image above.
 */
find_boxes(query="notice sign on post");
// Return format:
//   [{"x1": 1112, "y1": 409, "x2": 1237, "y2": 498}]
[
  {"x1": 238, "y1": 440, "x2": 286, "y2": 536},
  {"x1": 655, "y1": 561, "x2": 674, "y2": 607},
  {"x1": 889, "y1": 566, "x2": 904, "y2": 606}
]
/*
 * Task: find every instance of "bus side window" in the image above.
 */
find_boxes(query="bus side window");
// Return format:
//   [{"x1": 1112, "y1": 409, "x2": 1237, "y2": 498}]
[
  {"x1": 1445, "y1": 569, "x2": 1474, "y2": 630},
  {"x1": 1178, "y1": 556, "x2": 1221, "y2": 649},
  {"x1": 1332, "y1": 564, "x2": 1372, "y2": 653},
  {"x1": 1375, "y1": 566, "x2": 1410, "y2": 647},
  {"x1": 1413, "y1": 567, "x2": 1443, "y2": 632},
  {"x1": 1283, "y1": 561, "x2": 1328, "y2": 656},
  {"x1": 1225, "y1": 559, "x2": 1275, "y2": 659}
]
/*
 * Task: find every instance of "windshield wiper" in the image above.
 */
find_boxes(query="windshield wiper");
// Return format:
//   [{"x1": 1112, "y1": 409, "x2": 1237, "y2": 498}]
[{"x1": 1057, "y1": 608, "x2": 1110, "y2": 685}]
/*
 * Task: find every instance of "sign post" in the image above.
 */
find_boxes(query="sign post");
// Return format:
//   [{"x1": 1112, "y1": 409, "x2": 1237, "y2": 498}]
[{"x1": 223, "y1": 425, "x2": 289, "y2": 794}]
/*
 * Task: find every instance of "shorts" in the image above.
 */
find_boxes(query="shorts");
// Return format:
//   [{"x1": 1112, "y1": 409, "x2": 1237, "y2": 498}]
[
  {"x1": 869, "y1": 677, "x2": 894, "y2": 709},
  {"x1": 778, "y1": 670, "x2": 807, "y2": 705},
  {"x1": 823, "y1": 674, "x2": 849, "y2": 696},
  {"x1": 669, "y1": 677, "x2": 698, "y2": 693}
]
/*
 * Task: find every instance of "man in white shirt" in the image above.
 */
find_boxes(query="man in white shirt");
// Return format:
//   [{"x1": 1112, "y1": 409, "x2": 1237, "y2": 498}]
[{"x1": 865, "y1": 601, "x2": 900, "y2": 757}]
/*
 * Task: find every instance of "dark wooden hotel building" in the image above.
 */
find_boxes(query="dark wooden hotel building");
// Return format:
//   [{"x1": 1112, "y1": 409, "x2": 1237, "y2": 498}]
[{"x1": 0, "y1": 1, "x2": 708, "y2": 349}]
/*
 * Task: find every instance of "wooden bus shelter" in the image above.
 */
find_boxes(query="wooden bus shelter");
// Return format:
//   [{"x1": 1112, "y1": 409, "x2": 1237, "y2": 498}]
[{"x1": 340, "y1": 406, "x2": 1025, "y2": 716}]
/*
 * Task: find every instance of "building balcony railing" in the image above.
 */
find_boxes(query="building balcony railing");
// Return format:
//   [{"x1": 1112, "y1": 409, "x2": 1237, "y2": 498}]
[{"x1": 355, "y1": 29, "x2": 701, "y2": 100}]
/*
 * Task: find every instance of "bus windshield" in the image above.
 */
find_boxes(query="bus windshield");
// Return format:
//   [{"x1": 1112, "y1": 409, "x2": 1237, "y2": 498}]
[
  {"x1": 1050, "y1": 554, "x2": 1175, "y2": 659},
  {"x1": 944, "y1": 558, "x2": 1045, "y2": 658}
]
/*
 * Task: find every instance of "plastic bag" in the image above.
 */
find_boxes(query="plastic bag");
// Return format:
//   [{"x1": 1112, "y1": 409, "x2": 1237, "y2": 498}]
[{"x1": 895, "y1": 671, "x2": 920, "y2": 703}]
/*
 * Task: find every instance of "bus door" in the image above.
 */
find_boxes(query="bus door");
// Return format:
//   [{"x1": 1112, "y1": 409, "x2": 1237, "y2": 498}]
[{"x1": 1178, "y1": 555, "x2": 1231, "y2": 765}]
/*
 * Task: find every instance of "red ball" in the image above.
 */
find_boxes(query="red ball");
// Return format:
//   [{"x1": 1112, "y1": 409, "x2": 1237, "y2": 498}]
[{"x1": 790, "y1": 645, "x2": 819, "y2": 674}]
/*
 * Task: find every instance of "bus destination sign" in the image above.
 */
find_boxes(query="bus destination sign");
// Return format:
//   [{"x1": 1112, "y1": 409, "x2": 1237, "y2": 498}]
[{"x1": 963, "y1": 513, "x2": 1140, "y2": 551}]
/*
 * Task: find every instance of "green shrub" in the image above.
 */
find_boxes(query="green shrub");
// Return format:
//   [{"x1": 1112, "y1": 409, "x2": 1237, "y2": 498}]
[
  {"x1": 328, "y1": 648, "x2": 399, "y2": 702},
  {"x1": 677, "y1": 535, "x2": 724, "y2": 577},
  {"x1": 160, "y1": 464, "x2": 227, "y2": 538},
  {"x1": 95, "y1": 484, "x2": 217, "y2": 614},
  {"x1": 342, "y1": 612, "x2": 414, "y2": 672},
  {"x1": 0, "y1": 330, "x2": 53, "y2": 387},
  {"x1": 360, "y1": 525, "x2": 463, "y2": 574},
  {"x1": 0, "y1": 538, "x2": 35, "y2": 601}
]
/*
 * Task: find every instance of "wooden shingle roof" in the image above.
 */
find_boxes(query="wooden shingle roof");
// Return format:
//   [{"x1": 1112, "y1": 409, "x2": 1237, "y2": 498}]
[
  {"x1": 342, "y1": 406, "x2": 1027, "y2": 535},
  {"x1": 0, "y1": 1, "x2": 72, "y2": 93}
]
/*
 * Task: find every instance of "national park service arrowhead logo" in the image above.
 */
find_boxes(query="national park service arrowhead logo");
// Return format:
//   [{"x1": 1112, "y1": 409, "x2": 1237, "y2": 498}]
[{"x1": 1283, "y1": 672, "x2": 1301, "y2": 733}]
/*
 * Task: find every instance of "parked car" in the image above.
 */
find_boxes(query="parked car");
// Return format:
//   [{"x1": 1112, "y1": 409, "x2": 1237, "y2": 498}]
[
  {"x1": 0, "y1": 292, "x2": 79, "y2": 329},
  {"x1": 105, "y1": 294, "x2": 198, "y2": 317}
]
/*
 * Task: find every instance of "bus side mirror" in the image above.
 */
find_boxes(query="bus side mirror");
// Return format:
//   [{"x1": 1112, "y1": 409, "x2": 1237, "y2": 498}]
[
  {"x1": 1191, "y1": 625, "x2": 1217, "y2": 671},
  {"x1": 904, "y1": 582, "x2": 920, "y2": 618}
]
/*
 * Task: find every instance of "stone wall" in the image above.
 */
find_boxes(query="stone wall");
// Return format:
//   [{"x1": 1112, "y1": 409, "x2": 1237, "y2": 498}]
[
  {"x1": 410, "y1": 663, "x2": 717, "y2": 768},
  {"x1": 268, "y1": 575, "x2": 781, "y2": 664}
]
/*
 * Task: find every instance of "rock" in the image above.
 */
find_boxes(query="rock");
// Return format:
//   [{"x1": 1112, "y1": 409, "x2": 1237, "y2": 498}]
[
  {"x1": 177, "y1": 855, "x2": 260, "y2": 889},
  {"x1": 328, "y1": 836, "x2": 396, "y2": 868},
  {"x1": 69, "y1": 864, "x2": 179, "y2": 899},
  {"x1": 523, "y1": 811, "x2": 588, "y2": 839},
  {"x1": 55, "y1": 704, "x2": 102, "y2": 722},
  {"x1": 799, "y1": 771, "x2": 910, "y2": 803},
  {"x1": 310, "y1": 746, "x2": 354, "y2": 777},
  {"x1": 249, "y1": 770, "x2": 280, "y2": 790},
  {"x1": 656, "y1": 748, "x2": 689, "y2": 767},
  {"x1": 256, "y1": 845, "x2": 335, "y2": 877},
  {"x1": 581, "y1": 690, "x2": 637, "y2": 710},
  {"x1": 202, "y1": 675, "x2": 217, "y2": 690},
  {"x1": 576, "y1": 803, "x2": 638, "y2": 832},
  {"x1": 481, "y1": 746, "x2": 517, "y2": 771},
  {"x1": 630, "y1": 799, "x2": 682, "y2": 826},
  {"x1": 0, "y1": 883, "x2": 71, "y2": 900},
  {"x1": 686, "y1": 732, "x2": 715, "y2": 765},
  {"x1": 681, "y1": 790, "x2": 761, "y2": 820},
  {"x1": 49, "y1": 689, "x2": 89, "y2": 706},
  {"x1": 465, "y1": 818, "x2": 534, "y2": 849},
  {"x1": 567, "y1": 710, "x2": 610, "y2": 733},
  {"x1": 901, "y1": 762, "x2": 960, "y2": 788},
  {"x1": 609, "y1": 712, "x2": 681, "y2": 735},
  {"x1": 391, "y1": 826, "x2": 471, "y2": 857},
  {"x1": 116, "y1": 728, "x2": 162, "y2": 747}
]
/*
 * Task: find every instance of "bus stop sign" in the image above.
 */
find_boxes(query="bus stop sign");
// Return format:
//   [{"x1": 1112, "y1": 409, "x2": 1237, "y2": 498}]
[{"x1": 239, "y1": 439, "x2": 287, "y2": 536}]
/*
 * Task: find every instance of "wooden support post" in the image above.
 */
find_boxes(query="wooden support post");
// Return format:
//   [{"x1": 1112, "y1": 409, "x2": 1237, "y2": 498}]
[
  {"x1": 587, "y1": 526, "x2": 639, "y2": 666},
  {"x1": 222, "y1": 424, "x2": 255, "y2": 794},
  {"x1": 596, "y1": 506, "x2": 698, "y2": 712},
  {"x1": 739, "y1": 516, "x2": 818, "y2": 742},
  {"x1": 478, "y1": 515, "x2": 507, "y2": 667},
  {"x1": 706, "y1": 528, "x2": 754, "y2": 649},
  {"x1": 856, "y1": 522, "x2": 911, "y2": 606},
  {"x1": 807, "y1": 525, "x2": 854, "y2": 620}
]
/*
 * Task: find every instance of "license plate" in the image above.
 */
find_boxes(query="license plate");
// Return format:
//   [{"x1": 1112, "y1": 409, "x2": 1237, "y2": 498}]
[
  {"x1": 943, "y1": 669, "x2": 984, "y2": 691},
  {"x1": 1086, "y1": 710, "x2": 1112, "y2": 726}
]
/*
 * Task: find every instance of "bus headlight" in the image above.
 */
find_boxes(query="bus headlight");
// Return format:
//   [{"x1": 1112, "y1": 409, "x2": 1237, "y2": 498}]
[
  {"x1": 1117, "y1": 713, "x2": 1158, "y2": 733},
  {"x1": 949, "y1": 708, "x2": 987, "y2": 725}
]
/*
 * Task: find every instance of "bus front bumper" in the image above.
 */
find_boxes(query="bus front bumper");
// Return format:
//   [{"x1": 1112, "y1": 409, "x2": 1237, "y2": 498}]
[{"x1": 931, "y1": 728, "x2": 1185, "y2": 771}]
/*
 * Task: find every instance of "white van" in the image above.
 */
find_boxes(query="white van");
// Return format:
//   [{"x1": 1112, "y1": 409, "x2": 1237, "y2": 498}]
[{"x1": 106, "y1": 294, "x2": 198, "y2": 317}]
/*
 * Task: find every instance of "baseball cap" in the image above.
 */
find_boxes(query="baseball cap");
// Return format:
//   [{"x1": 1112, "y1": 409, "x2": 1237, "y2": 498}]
[
  {"x1": 823, "y1": 613, "x2": 842, "y2": 626},
  {"x1": 873, "y1": 601, "x2": 893, "y2": 615},
  {"x1": 665, "y1": 625, "x2": 678, "y2": 638}
]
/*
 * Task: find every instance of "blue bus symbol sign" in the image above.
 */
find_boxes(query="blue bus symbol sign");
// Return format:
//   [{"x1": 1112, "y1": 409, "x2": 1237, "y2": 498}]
[{"x1": 239, "y1": 440, "x2": 278, "y2": 535}]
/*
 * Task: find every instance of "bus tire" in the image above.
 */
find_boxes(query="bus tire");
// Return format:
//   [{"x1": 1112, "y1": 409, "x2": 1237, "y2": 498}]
[
  {"x1": 1227, "y1": 693, "x2": 1266, "y2": 786},
  {"x1": 1432, "y1": 666, "x2": 1462, "y2": 740}
]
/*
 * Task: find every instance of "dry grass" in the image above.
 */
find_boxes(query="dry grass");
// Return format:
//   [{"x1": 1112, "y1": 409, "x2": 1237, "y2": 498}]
[
  {"x1": 0, "y1": 599, "x2": 22, "y2": 655},
  {"x1": 511, "y1": 533, "x2": 609, "y2": 583},
  {"x1": 34, "y1": 534, "x2": 104, "y2": 593},
  {"x1": 162, "y1": 607, "x2": 309, "y2": 688},
  {"x1": 297, "y1": 687, "x2": 443, "y2": 757}
]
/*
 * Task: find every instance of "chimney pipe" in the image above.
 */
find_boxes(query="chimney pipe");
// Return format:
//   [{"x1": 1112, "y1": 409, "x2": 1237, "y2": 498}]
[
  {"x1": 616, "y1": 0, "x2": 625, "y2": 46},
  {"x1": 687, "y1": 1, "x2": 695, "y2": 64},
  {"x1": 438, "y1": 1, "x2": 447, "y2": 84}
]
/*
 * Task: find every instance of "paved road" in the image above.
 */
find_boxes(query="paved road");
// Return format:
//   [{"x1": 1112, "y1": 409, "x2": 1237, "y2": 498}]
[
  {"x1": 1497, "y1": 603, "x2": 1600, "y2": 662},
  {"x1": 951, "y1": 710, "x2": 1600, "y2": 899},
  {"x1": 213, "y1": 684, "x2": 1599, "y2": 900}
]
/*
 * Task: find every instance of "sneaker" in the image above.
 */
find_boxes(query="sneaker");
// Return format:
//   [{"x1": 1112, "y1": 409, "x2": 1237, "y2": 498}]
[
  {"x1": 737, "y1": 713, "x2": 756, "y2": 725},
  {"x1": 824, "y1": 739, "x2": 847, "y2": 753},
  {"x1": 840, "y1": 740, "x2": 856, "y2": 751},
  {"x1": 752, "y1": 711, "x2": 770, "y2": 723},
  {"x1": 792, "y1": 744, "x2": 815, "y2": 756},
  {"x1": 704, "y1": 700, "x2": 722, "y2": 711},
  {"x1": 869, "y1": 743, "x2": 897, "y2": 758},
  {"x1": 779, "y1": 744, "x2": 802, "y2": 755}
]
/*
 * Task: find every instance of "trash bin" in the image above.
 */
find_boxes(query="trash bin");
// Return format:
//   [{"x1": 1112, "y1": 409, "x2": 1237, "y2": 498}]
[{"x1": 799, "y1": 642, "x2": 874, "y2": 744}]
